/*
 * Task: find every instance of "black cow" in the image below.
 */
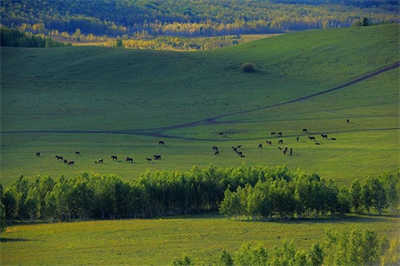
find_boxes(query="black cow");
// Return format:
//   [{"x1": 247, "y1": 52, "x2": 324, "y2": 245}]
[
  {"x1": 330, "y1": 137, "x2": 336, "y2": 141},
  {"x1": 308, "y1": 136, "x2": 316, "y2": 141},
  {"x1": 111, "y1": 155, "x2": 118, "y2": 160},
  {"x1": 68, "y1": 161, "x2": 74, "y2": 165},
  {"x1": 75, "y1": 151, "x2": 81, "y2": 155},
  {"x1": 346, "y1": 119, "x2": 350, "y2": 123},
  {"x1": 212, "y1": 146, "x2": 219, "y2": 151},
  {"x1": 56, "y1": 155, "x2": 63, "y2": 160},
  {"x1": 126, "y1": 157, "x2": 134, "y2": 163},
  {"x1": 95, "y1": 159, "x2": 103, "y2": 164},
  {"x1": 36, "y1": 152, "x2": 41, "y2": 157},
  {"x1": 266, "y1": 140, "x2": 272, "y2": 145},
  {"x1": 153, "y1": 154, "x2": 162, "y2": 160},
  {"x1": 271, "y1": 132, "x2": 276, "y2": 136},
  {"x1": 258, "y1": 144, "x2": 263, "y2": 149},
  {"x1": 159, "y1": 140, "x2": 165, "y2": 145},
  {"x1": 315, "y1": 142, "x2": 321, "y2": 145},
  {"x1": 321, "y1": 134, "x2": 328, "y2": 139},
  {"x1": 218, "y1": 132, "x2": 224, "y2": 135},
  {"x1": 146, "y1": 157, "x2": 153, "y2": 162},
  {"x1": 283, "y1": 147, "x2": 288, "y2": 155},
  {"x1": 278, "y1": 132, "x2": 282, "y2": 137},
  {"x1": 63, "y1": 159, "x2": 68, "y2": 164},
  {"x1": 278, "y1": 139, "x2": 284, "y2": 144},
  {"x1": 302, "y1": 128, "x2": 308, "y2": 132},
  {"x1": 296, "y1": 136, "x2": 300, "y2": 142}
]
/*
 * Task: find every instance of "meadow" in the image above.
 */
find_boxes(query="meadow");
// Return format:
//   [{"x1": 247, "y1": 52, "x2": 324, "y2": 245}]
[
  {"x1": 1, "y1": 24, "x2": 399, "y2": 185},
  {"x1": 2, "y1": 215, "x2": 399, "y2": 265}
]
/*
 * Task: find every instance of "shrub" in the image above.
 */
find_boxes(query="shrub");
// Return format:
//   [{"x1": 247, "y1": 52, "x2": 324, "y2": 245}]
[{"x1": 240, "y1": 63, "x2": 256, "y2": 73}]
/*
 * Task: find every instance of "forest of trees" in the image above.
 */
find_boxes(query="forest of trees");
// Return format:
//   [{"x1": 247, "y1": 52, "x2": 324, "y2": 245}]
[
  {"x1": 1, "y1": 166, "x2": 398, "y2": 225},
  {"x1": 1, "y1": 0, "x2": 398, "y2": 39},
  {"x1": 172, "y1": 228, "x2": 400, "y2": 265},
  {"x1": 0, "y1": 27, "x2": 68, "y2": 47}
]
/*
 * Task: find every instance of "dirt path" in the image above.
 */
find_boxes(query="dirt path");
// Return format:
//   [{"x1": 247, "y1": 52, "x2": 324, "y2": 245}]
[{"x1": 1, "y1": 61, "x2": 399, "y2": 141}]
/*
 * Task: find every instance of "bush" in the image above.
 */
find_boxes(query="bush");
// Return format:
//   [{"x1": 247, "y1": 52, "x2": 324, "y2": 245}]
[{"x1": 240, "y1": 63, "x2": 256, "y2": 73}]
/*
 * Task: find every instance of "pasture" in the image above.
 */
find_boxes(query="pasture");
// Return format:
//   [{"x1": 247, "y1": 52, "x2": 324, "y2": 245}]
[
  {"x1": 1, "y1": 24, "x2": 399, "y2": 185},
  {"x1": 2, "y1": 215, "x2": 399, "y2": 265}
]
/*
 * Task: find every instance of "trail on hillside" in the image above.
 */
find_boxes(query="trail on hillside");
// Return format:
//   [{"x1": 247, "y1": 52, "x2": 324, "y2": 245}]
[{"x1": 1, "y1": 61, "x2": 399, "y2": 141}]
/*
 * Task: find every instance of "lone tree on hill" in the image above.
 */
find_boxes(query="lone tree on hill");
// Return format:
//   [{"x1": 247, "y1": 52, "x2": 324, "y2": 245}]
[{"x1": 241, "y1": 63, "x2": 256, "y2": 73}]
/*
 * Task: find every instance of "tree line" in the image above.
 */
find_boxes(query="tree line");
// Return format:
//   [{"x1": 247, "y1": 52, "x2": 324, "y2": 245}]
[
  {"x1": 0, "y1": 27, "x2": 69, "y2": 47},
  {"x1": 1, "y1": 166, "x2": 398, "y2": 225},
  {"x1": 1, "y1": 0, "x2": 398, "y2": 38},
  {"x1": 171, "y1": 228, "x2": 400, "y2": 265},
  {"x1": 219, "y1": 172, "x2": 399, "y2": 219}
]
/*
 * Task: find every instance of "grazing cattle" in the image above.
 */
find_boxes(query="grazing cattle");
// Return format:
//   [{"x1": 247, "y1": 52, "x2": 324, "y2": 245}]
[
  {"x1": 258, "y1": 144, "x2": 263, "y2": 149},
  {"x1": 35, "y1": 152, "x2": 41, "y2": 157},
  {"x1": 321, "y1": 134, "x2": 328, "y2": 139},
  {"x1": 315, "y1": 142, "x2": 321, "y2": 145},
  {"x1": 56, "y1": 155, "x2": 63, "y2": 160},
  {"x1": 153, "y1": 154, "x2": 162, "y2": 160},
  {"x1": 283, "y1": 147, "x2": 288, "y2": 155},
  {"x1": 330, "y1": 137, "x2": 336, "y2": 141},
  {"x1": 296, "y1": 136, "x2": 300, "y2": 142},
  {"x1": 278, "y1": 132, "x2": 282, "y2": 137},
  {"x1": 289, "y1": 148, "x2": 293, "y2": 156},
  {"x1": 126, "y1": 157, "x2": 134, "y2": 163},
  {"x1": 75, "y1": 151, "x2": 80, "y2": 155},
  {"x1": 302, "y1": 128, "x2": 308, "y2": 132},
  {"x1": 159, "y1": 140, "x2": 165, "y2": 145},
  {"x1": 266, "y1": 140, "x2": 272, "y2": 145},
  {"x1": 111, "y1": 155, "x2": 118, "y2": 160},
  {"x1": 212, "y1": 146, "x2": 219, "y2": 151},
  {"x1": 68, "y1": 161, "x2": 74, "y2": 165},
  {"x1": 271, "y1": 132, "x2": 276, "y2": 136},
  {"x1": 95, "y1": 159, "x2": 103, "y2": 164},
  {"x1": 346, "y1": 119, "x2": 350, "y2": 123},
  {"x1": 278, "y1": 139, "x2": 284, "y2": 144},
  {"x1": 308, "y1": 136, "x2": 316, "y2": 141},
  {"x1": 146, "y1": 157, "x2": 153, "y2": 162},
  {"x1": 63, "y1": 159, "x2": 68, "y2": 164},
  {"x1": 218, "y1": 132, "x2": 224, "y2": 135}
]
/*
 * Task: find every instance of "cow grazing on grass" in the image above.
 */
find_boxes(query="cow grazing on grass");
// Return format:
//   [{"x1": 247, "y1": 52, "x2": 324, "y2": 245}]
[
  {"x1": 95, "y1": 159, "x2": 103, "y2": 164},
  {"x1": 68, "y1": 161, "x2": 74, "y2": 165},
  {"x1": 126, "y1": 157, "x2": 134, "y2": 163},
  {"x1": 111, "y1": 155, "x2": 118, "y2": 160},
  {"x1": 258, "y1": 144, "x2": 263, "y2": 149},
  {"x1": 153, "y1": 154, "x2": 162, "y2": 160},
  {"x1": 266, "y1": 140, "x2": 272, "y2": 145},
  {"x1": 296, "y1": 136, "x2": 300, "y2": 142},
  {"x1": 75, "y1": 151, "x2": 80, "y2": 155},
  {"x1": 302, "y1": 128, "x2": 308, "y2": 133},
  {"x1": 146, "y1": 157, "x2": 153, "y2": 162},
  {"x1": 308, "y1": 136, "x2": 316, "y2": 141},
  {"x1": 321, "y1": 134, "x2": 328, "y2": 139},
  {"x1": 271, "y1": 132, "x2": 276, "y2": 136},
  {"x1": 218, "y1": 132, "x2": 224, "y2": 135},
  {"x1": 56, "y1": 155, "x2": 63, "y2": 160},
  {"x1": 63, "y1": 159, "x2": 68, "y2": 164},
  {"x1": 159, "y1": 140, "x2": 165, "y2": 145},
  {"x1": 330, "y1": 137, "x2": 336, "y2": 141},
  {"x1": 346, "y1": 119, "x2": 350, "y2": 123},
  {"x1": 278, "y1": 139, "x2": 284, "y2": 145},
  {"x1": 278, "y1": 132, "x2": 282, "y2": 137},
  {"x1": 35, "y1": 152, "x2": 41, "y2": 157},
  {"x1": 315, "y1": 142, "x2": 321, "y2": 145}
]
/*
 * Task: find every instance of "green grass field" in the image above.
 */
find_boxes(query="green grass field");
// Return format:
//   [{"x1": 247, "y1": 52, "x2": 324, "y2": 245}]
[
  {"x1": 2, "y1": 215, "x2": 399, "y2": 265},
  {"x1": 1, "y1": 24, "x2": 399, "y2": 185}
]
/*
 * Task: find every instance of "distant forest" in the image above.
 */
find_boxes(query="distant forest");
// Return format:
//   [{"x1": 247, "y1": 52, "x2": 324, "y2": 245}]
[{"x1": 1, "y1": 0, "x2": 399, "y2": 39}]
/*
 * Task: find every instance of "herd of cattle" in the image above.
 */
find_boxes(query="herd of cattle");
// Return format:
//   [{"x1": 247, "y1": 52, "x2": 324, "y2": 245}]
[{"x1": 34, "y1": 120, "x2": 349, "y2": 165}]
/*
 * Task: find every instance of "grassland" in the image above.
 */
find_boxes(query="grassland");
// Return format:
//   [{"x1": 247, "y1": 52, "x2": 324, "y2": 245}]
[
  {"x1": 1, "y1": 24, "x2": 399, "y2": 185},
  {"x1": 2, "y1": 215, "x2": 399, "y2": 265}
]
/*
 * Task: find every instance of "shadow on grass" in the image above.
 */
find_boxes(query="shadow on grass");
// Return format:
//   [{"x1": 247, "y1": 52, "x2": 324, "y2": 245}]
[{"x1": 0, "y1": 237, "x2": 33, "y2": 242}]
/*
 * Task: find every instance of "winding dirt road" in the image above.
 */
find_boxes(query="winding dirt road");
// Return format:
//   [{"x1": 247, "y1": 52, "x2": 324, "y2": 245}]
[{"x1": 2, "y1": 61, "x2": 399, "y2": 141}]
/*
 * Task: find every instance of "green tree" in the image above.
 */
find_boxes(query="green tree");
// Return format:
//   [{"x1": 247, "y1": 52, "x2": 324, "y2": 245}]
[
  {"x1": 219, "y1": 250, "x2": 234, "y2": 266},
  {"x1": 351, "y1": 179, "x2": 362, "y2": 213}
]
